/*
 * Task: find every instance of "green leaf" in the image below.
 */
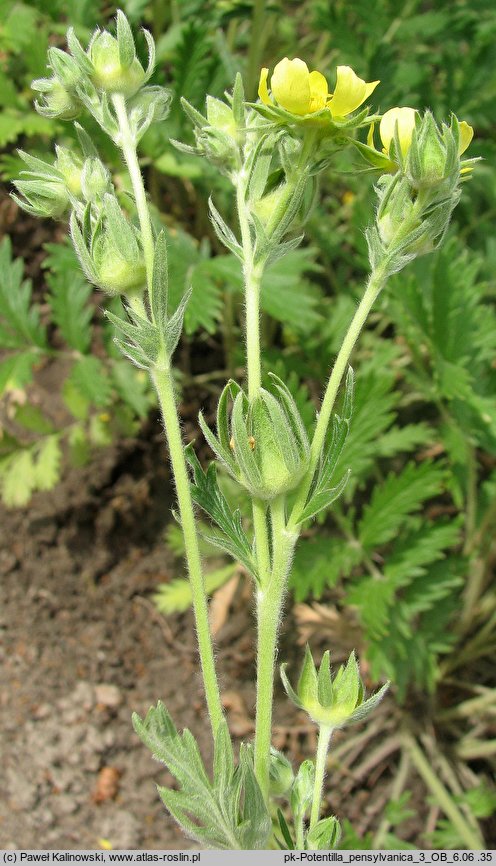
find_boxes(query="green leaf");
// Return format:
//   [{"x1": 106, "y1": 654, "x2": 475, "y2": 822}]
[
  {"x1": 0, "y1": 237, "x2": 46, "y2": 349},
  {"x1": 68, "y1": 356, "x2": 112, "y2": 407},
  {"x1": 154, "y1": 564, "x2": 236, "y2": 615},
  {"x1": 14, "y1": 404, "x2": 55, "y2": 435},
  {"x1": 111, "y1": 360, "x2": 152, "y2": 418},
  {"x1": 46, "y1": 267, "x2": 93, "y2": 353},
  {"x1": 0, "y1": 351, "x2": 38, "y2": 395},
  {"x1": 62, "y1": 378, "x2": 90, "y2": 421},
  {"x1": 0, "y1": 449, "x2": 36, "y2": 507},
  {"x1": 185, "y1": 445, "x2": 258, "y2": 580},
  {"x1": 132, "y1": 702, "x2": 270, "y2": 849},
  {"x1": 33, "y1": 435, "x2": 62, "y2": 491},
  {"x1": 358, "y1": 461, "x2": 445, "y2": 550}
]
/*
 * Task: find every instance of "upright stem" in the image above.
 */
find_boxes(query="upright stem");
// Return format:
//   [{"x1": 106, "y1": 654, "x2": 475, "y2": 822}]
[
  {"x1": 254, "y1": 496, "x2": 296, "y2": 800},
  {"x1": 113, "y1": 92, "x2": 223, "y2": 736},
  {"x1": 310, "y1": 725, "x2": 333, "y2": 828},
  {"x1": 112, "y1": 94, "x2": 155, "y2": 293},
  {"x1": 236, "y1": 169, "x2": 262, "y2": 398},
  {"x1": 289, "y1": 264, "x2": 388, "y2": 529}
]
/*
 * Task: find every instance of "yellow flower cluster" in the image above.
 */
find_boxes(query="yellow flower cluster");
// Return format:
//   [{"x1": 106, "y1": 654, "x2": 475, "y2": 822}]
[{"x1": 258, "y1": 58, "x2": 379, "y2": 118}]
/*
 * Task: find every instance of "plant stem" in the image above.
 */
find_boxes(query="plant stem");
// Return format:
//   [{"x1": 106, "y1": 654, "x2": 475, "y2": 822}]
[
  {"x1": 113, "y1": 93, "x2": 223, "y2": 737},
  {"x1": 112, "y1": 94, "x2": 155, "y2": 295},
  {"x1": 289, "y1": 264, "x2": 387, "y2": 529},
  {"x1": 310, "y1": 725, "x2": 333, "y2": 829},
  {"x1": 236, "y1": 169, "x2": 262, "y2": 398},
  {"x1": 254, "y1": 496, "x2": 296, "y2": 800},
  {"x1": 151, "y1": 364, "x2": 224, "y2": 734},
  {"x1": 402, "y1": 731, "x2": 485, "y2": 850}
]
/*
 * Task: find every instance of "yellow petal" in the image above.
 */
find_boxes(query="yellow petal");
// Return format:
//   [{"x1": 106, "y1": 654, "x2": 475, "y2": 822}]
[
  {"x1": 308, "y1": 70, "x2": 329, "y2": 112},
  {"x1": 329, "y1": 66, "x2": 379, "y2": 117},
  {"x1": 271, "y1": 57, "x2": 311, "y2": 115},
  {"x1": 458, "y1": 120, "x2": 473, "y2": 155},
  {"x1": 258, "y1": 67, "x2": 271, "y2": 105},
  {"x1": 380, "y1": 107, "x2": 416, "y2": 157}
]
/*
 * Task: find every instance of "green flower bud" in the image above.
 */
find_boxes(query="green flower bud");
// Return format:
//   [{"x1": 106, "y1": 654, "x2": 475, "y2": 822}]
[
  {"x1": 306, "y1": 816, "x2": 341, "y2": 851},
  {"x1": 290, "y1": 760, "x2": 315, "y2": 819},
  {"x1": 89, "y1": 31, "x2": 145, "y2": 97},
  {"x1": 32, "y1": 77, "x2": 81, "y2": 120},
  {"x1": 281, "y1": 646, "x2": 389, "y2": 730},
  {"x1": 71, "y1": 196, "x2": 146, "y2": 297},
  {"x1": 55, "y1": 146, "x2": 84, "y2": 197},
  {"x1": 80, "y1": 158, "x2": 111, "y2": 202},
  {"x1": 268, "y1": 747, "x2": 294, "y2": 797},
  {"x1": 93, "y1": 235, "x2": 146, "y2": 295},
  {"x1": 199, "y1": 374, "x2": 311, "y2": 502},
  {"x1": 12, "y1": 179, "x2": 69, "y2": 219},
  {"x1": 233, "y1": 384, "x2": 310, "y2": 500}
]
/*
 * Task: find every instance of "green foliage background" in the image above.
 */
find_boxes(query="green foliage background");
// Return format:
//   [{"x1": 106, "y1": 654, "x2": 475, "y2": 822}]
[{"x1": 0, "y1": 0, "x2": 495, "y2": 847}]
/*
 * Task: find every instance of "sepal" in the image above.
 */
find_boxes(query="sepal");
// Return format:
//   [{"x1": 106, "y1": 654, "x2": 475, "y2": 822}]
[
  {"x1": 306, "y1": 816, "x2": 341, "y2": 850},
  {"x1": 281, "y1": 647, "x2": 389, "y2": 730}
]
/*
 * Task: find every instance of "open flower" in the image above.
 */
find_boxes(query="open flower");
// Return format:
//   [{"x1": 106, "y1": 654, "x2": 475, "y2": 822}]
[{"x1": 258, "y1": 58, "x2": 379, "y2": 119}]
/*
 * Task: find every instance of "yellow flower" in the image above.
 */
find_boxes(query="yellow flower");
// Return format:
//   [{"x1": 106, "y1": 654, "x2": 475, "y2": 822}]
[
  {"x1": 379, "y1": 107, "x2": 417, "y2": 157},
  {"x1": 258, "y1": 58, "x2": 379, "y2": 119},
  {"x1": 379, "y1": 107, "x2": 473, "y2": 158},
  {"x1": 329, "y1": 66, "x2": 379, "y2": 118},
  {"x1": 458, "y1": 120, "x2": 474, "y2": 155}
]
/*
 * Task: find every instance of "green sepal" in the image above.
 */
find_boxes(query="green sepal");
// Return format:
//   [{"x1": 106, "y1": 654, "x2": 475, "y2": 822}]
[
  {"x1": 297, "y1": 644, "x2": 318, "y2": 707},
  {"x1": 180, "y1": 97, "x2": 207, "y2": 130},
  {"x1": 317, "y1": 651, "x2": 333, "y2": 708},
  {"x1": 163, "y1": 288, "x2": 191, "y2": 359},
  {"x1": 276, "y1": 809, "x2": 295, "y2": 850},
  {"x1": 231, "y1": 72, "x2": 245, "y2": 128},
  {"x1": 116, "y1": 9, "x2": 136, "y2": 69},
  {"x1": 280, "y1": 662, "x2": 302, "y2": 709},
  {"x1": 151, "y1": 229, "x2": 168, "y2": 328},
  {"x1": 103, "y1": 193, "x2": 140, "y2": 261},
  {"x1": 232, "y1": 391, "x2": 264, "y2": 489},
  {"x1": 290, "y1": 759, "x2": 315, "y2": 820},
  {"x1": 306, "y1": 816, "x2": 341, "y2": 851},
  {"x1": 75, "y1": 122, "x2": 99, "y2": 158},
  {"x1": 209, "y1": 197, "x2": 242, "y2": 259}
]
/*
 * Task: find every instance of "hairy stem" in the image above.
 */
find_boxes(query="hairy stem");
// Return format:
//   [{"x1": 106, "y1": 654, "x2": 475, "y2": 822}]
[
  {"x1": 254, "y1": 496, "x2": 296, "y2": 800},
  {"x1": 289, "y1": 264, "x2": 388, "y2": 529},
  {"x1": 151, "y1": 364, "x2": 224, "y2": 735},
  {"x1": 113, "y1": 92, "x2": 223, "y2": 736},
  {"x1": 310, "y1": 725, "x2": 333, "y2": 829}
]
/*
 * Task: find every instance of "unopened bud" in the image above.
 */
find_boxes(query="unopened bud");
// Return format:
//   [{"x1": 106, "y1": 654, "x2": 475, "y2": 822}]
[{"x1": 89, "y1": 32, "x2": 145, "y2": 97}]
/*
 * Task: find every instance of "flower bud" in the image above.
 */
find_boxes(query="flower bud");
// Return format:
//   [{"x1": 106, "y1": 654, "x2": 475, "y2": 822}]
[
  {"x1": 231, "y1": 383, "x2": 310, "y2": 500},
  {"x1": 70, "y1": 196, "x2": 146, "y2": 297},
  {"x1": 80, "y1": 158, "x2": 111, "y2": 202},
  {"x1": 290, "y1": 760, "x2": 314, "y2": 819},
  {"x1": 199, "y1": 374, "x2": 311, "y2": 502},
  {"x1": 89, "y1": 31, "x2": 146, "y2": 97},
  {"x1": 281, "y1": 646, "x2": 389, "y2": 730},
  {"x1": 12, "y1": 179, "x2": 69, "y2": 219},
  {"x1": 32, "y1": 76, "x2": 81, "y2": 120},
  {"x1": 306, "y1": 816, "x2": 341, "y2": 851},
  {"x1": 268, "y1": 747, "x2": 294, "y2": 797},
  {"x1": 93, "y1": 235, "x2": 147, "y2": 295},
  {"x1": 55, "y1": 146, "x2": 84, "y2": 197}
]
